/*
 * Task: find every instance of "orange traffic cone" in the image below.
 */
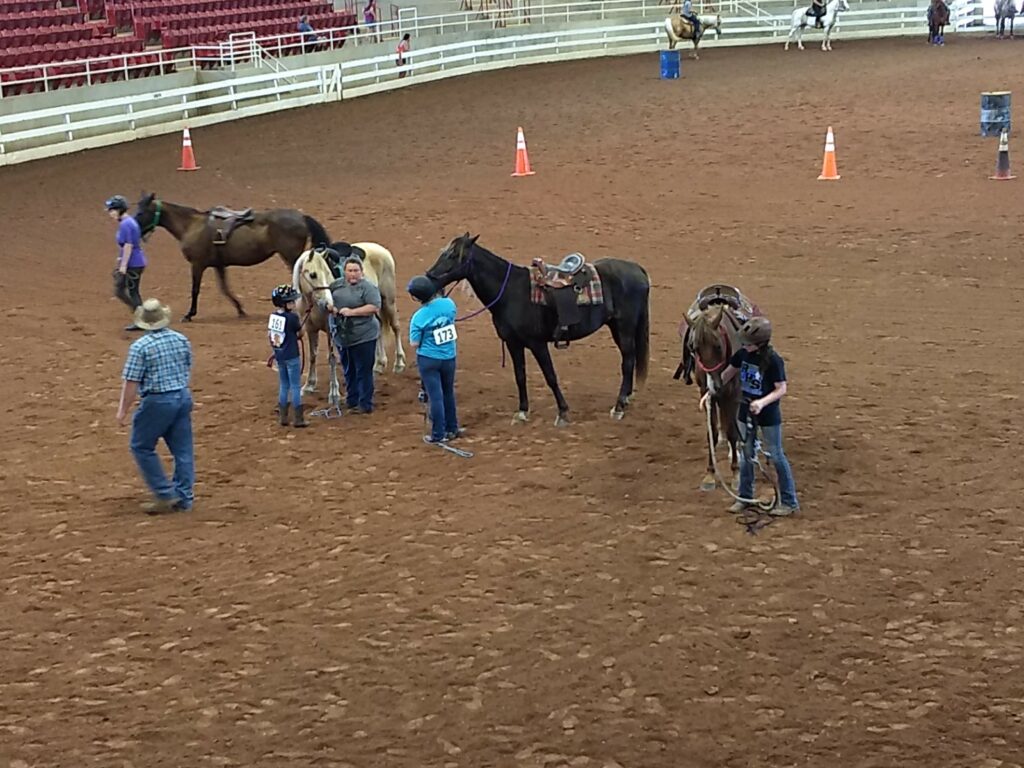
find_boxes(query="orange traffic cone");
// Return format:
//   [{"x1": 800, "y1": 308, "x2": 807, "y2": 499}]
[
  {"x1": 177, "y1": 126, "x2": 200, "y2": 172},
  {"x1": 511, "y1": 126, "x2": 535, "y2": 177},
  {"x1": 990, "y1": 129, "x2": 1016, "y2": 180},
  {"x1": 817, "y1": 125, "x2": 840, "y2": 181}
]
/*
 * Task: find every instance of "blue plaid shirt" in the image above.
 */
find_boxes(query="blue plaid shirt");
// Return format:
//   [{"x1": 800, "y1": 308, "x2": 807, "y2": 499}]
[{"x1": 122, "y1": 329, "x2": 192, "y2": 395}]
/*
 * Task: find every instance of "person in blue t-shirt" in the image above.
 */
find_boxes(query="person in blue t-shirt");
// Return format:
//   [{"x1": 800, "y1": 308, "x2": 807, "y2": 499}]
[
  {"x1": 407, "y1": 275, "x2": 462, "y2": 444},
  {"x1": 106, "y1": 194, "x2": 147, "y2": 331},
  {"x1": 719, "y1": 316, "x2": 800, "y2": 516},
  {"x1": 269, "y1": 284, "x2": 306, "y2": 428}
]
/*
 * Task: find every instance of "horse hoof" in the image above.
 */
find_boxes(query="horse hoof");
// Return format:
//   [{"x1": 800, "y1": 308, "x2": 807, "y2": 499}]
[
  {"x1": 554, "y1": 414, "x2": 570, "y2": 428},
  {"x1": 181, "y1": 314, "x2": 193, "y2": 322},
  {"x1": 511, "y1": 411, "x2": 529, "y2": 425},
  {"x1": 394, "y1": 363, "x2": 407, "y2": 374},
  {"x1": 610, "y1": 408, "x2": 625, "y2": 421},
  {"x1": 700, "y1": 476, "x2": 716, "y2": 492}
]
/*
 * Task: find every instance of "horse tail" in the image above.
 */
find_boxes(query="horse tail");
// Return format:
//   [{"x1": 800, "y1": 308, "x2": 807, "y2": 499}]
[
  {"x1": 634, "y1": 280, "x2": 650, "y2": 387},
  {"x1": 303, "y1": 215, "x2": 331, "y2": 249}
]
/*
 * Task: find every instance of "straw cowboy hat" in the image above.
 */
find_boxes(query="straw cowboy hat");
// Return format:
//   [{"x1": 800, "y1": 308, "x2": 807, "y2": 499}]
[{"x1": 133, "y1": 298, "x2": 172, "y2": 330}]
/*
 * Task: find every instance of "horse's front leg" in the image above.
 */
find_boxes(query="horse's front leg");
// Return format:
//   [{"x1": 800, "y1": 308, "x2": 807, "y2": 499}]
[
  {"x1": 529, "y1": 342, "x2": 570, "y2": 427},
  {"x1": 507, "y1": 340, "x2": 530, "y2": 425},
  {"x1": 699, "y1": 382, "x2": 717, "y2": 492},
  {"x1": 327, "y1": 340, "x2": 341, "y2": 407},
  {"x1": 183, "y1": 261, "x2": 205, "y2": 322},
  {"x1": 303, "y1": 329, "x2": 320, "y2": 394}
]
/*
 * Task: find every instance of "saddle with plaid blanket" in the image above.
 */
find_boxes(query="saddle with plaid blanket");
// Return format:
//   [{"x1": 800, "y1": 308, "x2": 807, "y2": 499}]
[{"x1": 530, "y1": 253, "x2": 605, "y2": 349}]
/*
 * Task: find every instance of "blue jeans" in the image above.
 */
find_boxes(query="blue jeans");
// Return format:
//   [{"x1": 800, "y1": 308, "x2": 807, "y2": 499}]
[
  {"x1": 277, "y1": 356, "x2": 302, "y2": 408},
  {"x1": 418, "y1": 355, "x2": 458, "y2": 441},
  {"x1": 130, "y1": 390, "x2": 195, "y2": 509},
  {"x1": 738, "y1": 421, "x2": 799, "y2": 509},
  {"x1": 342, "y1": 339, "x2": 376, "y2": 412}
]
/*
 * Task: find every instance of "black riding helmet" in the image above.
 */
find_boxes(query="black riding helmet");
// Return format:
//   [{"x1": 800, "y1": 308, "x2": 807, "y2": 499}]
[
  {"x1": 271, "y1": 284, "x2": 301, "y2": 308},
  {"x1": 105, "y1": 195, "x2": 129, "y2": 213},
  {"x1": 407, "y1": 275, "x2": 440, "y2": 303}
]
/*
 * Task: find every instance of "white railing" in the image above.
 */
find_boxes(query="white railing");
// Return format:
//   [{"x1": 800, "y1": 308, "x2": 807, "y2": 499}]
[{"x1": 0, "y1": 1, "x2": 989, "y2": 165}]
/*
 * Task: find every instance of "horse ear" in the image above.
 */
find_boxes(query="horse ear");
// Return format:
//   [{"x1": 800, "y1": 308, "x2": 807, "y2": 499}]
[
  {"x1": 708, "y1": 305, "x2": 724, "y2": 329},
  {"x1": 470, "y1": 234, "x2": 480, "y2": 245}
]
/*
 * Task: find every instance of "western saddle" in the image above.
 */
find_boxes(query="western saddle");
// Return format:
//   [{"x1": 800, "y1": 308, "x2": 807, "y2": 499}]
[
  {"x1": 319, "y1": 242, "x2": 367, "y2": 280},
  {"x1": 209, "y1": 206, "x2": 255, "y2": 245},
  {"x1": 531, "y1": 253, "x2": 590, "y2": 349},
  {"x1": 676, "y1": 284, "x2": 758, "y2": 385}
]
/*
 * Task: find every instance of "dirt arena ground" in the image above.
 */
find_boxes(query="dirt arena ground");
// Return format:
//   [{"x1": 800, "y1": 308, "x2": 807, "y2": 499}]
[{"x1": 2, "y1": 33, "x2": 1024, "y2": 768}]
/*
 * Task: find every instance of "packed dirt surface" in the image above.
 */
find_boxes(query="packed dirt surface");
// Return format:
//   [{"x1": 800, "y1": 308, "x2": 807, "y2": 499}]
[{"x1": 2, "y1": 34, "x2": 1023, "y2": 768}]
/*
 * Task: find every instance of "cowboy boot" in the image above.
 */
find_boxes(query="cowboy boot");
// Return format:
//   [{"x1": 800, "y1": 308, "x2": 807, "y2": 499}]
[
  {"x1": 293, "y1": 405, "x2": 308, "y2": 428},
  {"x1": 279, "y1": 404, "x2": 290, "y2": 426}
]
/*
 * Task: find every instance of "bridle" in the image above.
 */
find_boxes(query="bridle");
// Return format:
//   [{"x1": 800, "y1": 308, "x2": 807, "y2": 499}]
[
  {"x1": 431, "y1": 238, "x2": 513, "y2": 323},
  {"x1": 693, "y1": 324, "x2": 732, "y2": 375},
  {"x1": 139, "y1": 198, "x2": 162, "y2": 240}
]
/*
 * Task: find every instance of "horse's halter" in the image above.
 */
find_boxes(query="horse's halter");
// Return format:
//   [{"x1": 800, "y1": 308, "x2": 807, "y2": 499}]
[
  {"x1": 693, "y1": 325, "x2": 732, "y2": 375},
  {"x1": 139, "y1": 198, "x2": 162, "y2": 240},
  {"x1": 431, "y1": 238, "x2": 474, "y2": 291}
]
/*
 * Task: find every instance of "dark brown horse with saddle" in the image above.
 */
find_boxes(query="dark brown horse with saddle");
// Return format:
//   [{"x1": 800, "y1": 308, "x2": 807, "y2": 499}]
[{"x1": 133, "y1": 192, "x2": 332, "y2": 322}]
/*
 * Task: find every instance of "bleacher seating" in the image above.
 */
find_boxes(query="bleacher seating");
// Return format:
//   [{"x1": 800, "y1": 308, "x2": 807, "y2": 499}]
[{"x1": 0, "y1": 0, "x2": 357, "y2": 97}]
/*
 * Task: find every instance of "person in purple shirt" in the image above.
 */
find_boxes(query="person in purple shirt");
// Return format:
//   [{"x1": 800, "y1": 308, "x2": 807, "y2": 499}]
[{"x1": 106, "y1": 195, "x2": 147, "y2": 332}]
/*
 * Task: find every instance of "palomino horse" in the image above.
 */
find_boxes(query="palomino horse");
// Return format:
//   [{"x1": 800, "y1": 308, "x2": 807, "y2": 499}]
[
  {"x1": 426, "y1": 234, "x2": 650, "y2": 426},
  {"x1": 324, "y1": 241, "x2": 408, "y2": 375},
  {"x1": 134, "y1": 193, "x2": 331, "y2": 322},
  {"x1": 664, "y1": 9, "x2": 722, "y2": 59},
  {"x1": 785, "y1": 0, "x2": 850, "y2": 51},
  {"x1": 679, "y1": 286, "x2": 757, "y2": 491},
  {"x1": 995, "y1": 0, "x2": 1017, "y2": 38},
  {"x1": 292, "y1": 248, "x2": 342, "y2": 407},
  {"x1": 928, "y1": 0, "x2": 950, "y2": 44}
]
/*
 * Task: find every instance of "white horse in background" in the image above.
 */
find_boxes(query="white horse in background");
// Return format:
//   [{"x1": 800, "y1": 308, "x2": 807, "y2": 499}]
[{"x1": 785, "y1": 0, "x2": 850, "y2": 51}]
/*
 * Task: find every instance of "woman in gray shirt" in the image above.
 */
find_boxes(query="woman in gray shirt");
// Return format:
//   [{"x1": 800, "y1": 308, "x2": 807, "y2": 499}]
[{"x1": 330, "y1": 256, "x2": 382, "y2": 414}]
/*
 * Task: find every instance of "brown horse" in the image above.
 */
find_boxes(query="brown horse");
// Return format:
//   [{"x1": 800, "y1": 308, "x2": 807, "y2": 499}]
[
  {"x1": 682, "y1": 302, "x2": 746, "y2": 491},
  {"x1": 133, "y1": 192, "x2": 332, "y2": 322},
  {"x1": 928, "y1": 0, "x2": 950, "y2": 44}
]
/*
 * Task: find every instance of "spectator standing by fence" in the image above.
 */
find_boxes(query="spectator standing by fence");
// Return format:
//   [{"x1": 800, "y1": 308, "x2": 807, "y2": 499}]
[
  {"x1": 397, "y1": 33, "x2": 411, "y2": 78},
  {"x1": 364, "y1": 0, "x2": 378, "y2": 42}
]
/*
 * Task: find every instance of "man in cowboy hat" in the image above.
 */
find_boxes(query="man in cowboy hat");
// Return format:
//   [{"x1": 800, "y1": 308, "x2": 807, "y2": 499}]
[{"x1": 117, "y1": 298, "x2": 195, "y2": 515}]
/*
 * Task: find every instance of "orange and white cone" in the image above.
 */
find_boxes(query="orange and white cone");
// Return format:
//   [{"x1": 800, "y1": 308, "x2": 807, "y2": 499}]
[
  {"x1": 817, "y1": 125, "x2": 840, "y2": 181},
  {"x1": 177, "y1": 126, "x2": 200, "y2": 172},
  {"x1": 990, "y1": 129, "x2": 1016, "y2": 180},
  {"x1": 511, "y1": 126, "x2": 535, "y2": 177}
]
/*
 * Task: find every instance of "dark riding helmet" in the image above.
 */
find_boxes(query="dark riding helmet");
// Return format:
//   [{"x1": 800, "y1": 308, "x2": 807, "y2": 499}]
[
  {"x1": 271, "y1": 284, "x2": 301, "y2": 308},
  {"x1": 407, "y1": 275, "x2": 440, "y2": 304},
  {"x1": 105, "y1": 195, "x2": 129, "y2": 213},
  {"x1": 738, "y1": 317, "x2": 772, "y2": 347}
]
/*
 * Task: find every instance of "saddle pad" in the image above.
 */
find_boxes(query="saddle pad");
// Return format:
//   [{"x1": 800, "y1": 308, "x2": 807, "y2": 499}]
[{"x1": 531, "y1": 264, "x2": 604, "y2": 306}]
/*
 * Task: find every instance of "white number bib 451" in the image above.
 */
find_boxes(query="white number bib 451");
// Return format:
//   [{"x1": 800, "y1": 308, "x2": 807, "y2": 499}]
[
  {"x1": 431, "y1": 323, "x2": 457, "y2": 345},
  {"x1": 268, "y1": 313, "x2": 287, "y2": 348}
]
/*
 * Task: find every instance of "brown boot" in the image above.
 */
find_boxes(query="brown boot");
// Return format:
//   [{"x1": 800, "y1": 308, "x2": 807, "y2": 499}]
[
  {"x1": 293, "y1": 404, "x2": 308, "y2": 428},
  {"x1": 279, "y1": 404, "x2": 290, "y2": 426}
]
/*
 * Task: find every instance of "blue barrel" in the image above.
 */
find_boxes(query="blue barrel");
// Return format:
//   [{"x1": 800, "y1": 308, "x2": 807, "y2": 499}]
[
  {"x1": 660, "y1": 49, "x2": 680, "y2": 80},
  {"x1": 980, "y1": 91, "x2": 1011, "y2": 137}
]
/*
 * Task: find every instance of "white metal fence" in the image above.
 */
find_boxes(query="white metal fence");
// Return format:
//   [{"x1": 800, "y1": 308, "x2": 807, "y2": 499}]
[{"x1": 0, "y1": 0, "x2": 988, "y2": 166}]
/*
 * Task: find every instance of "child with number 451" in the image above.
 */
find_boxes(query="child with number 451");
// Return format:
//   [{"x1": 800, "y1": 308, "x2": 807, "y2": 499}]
[{"x1": 269, "y1": 284, "x2": 306, "y2": 428}]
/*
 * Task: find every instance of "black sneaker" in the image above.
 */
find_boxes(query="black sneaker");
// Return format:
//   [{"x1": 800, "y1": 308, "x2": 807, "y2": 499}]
[
  {"x1": 445, "y1": 428, "x2": 467, "y2": 440},
  {"x1": 423, "y1": 435, "x2": 448, "y2": 445}
]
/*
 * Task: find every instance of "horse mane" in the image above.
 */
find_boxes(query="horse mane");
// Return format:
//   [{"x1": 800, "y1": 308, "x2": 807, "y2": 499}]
[{"x1": 292, "y1": 250, "x2": 307, "y2": 293}]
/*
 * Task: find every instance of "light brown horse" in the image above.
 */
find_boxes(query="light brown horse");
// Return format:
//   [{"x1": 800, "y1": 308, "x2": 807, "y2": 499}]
[
  {"x1": 683, "y1": 303, "x2": 744, "y2": 491},
  {"x1": 133, "y1": 192, "x2": 332, "y2": 322},
  {"x1": 664, "y1": 8, "x2": 722, "y2": 59}
]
